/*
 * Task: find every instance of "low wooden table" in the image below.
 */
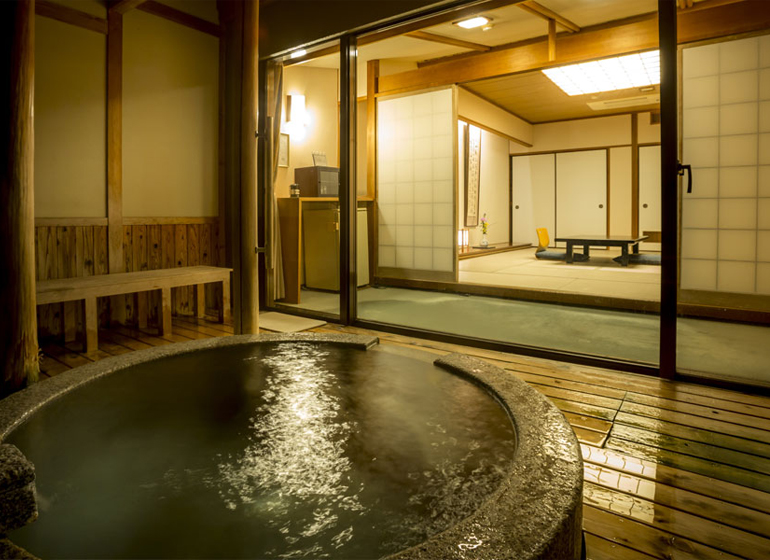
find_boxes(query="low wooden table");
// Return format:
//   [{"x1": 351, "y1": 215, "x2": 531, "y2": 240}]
[{"x1": 554, "y1": 234, "x2": 648, "y2": 266}]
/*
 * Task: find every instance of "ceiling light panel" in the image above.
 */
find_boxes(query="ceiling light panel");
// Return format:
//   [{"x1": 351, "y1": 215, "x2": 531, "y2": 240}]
[
  {"x1": 455, "y1": 16, "x2": 490, "y2": 29},
  {"x1": 543, "y1": 51, "x2": 660, "y2": 96}
]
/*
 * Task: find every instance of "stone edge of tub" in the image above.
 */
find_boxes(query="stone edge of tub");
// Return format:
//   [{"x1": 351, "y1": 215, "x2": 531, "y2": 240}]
[{"x1": 387, "y1": 352, "x2": 584, "y2": 560}]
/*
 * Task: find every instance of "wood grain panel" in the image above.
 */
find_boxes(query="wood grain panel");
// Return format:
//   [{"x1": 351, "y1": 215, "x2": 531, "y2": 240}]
[{"x1": 174, "y1": 224, "x2": 189, "y2": 315}]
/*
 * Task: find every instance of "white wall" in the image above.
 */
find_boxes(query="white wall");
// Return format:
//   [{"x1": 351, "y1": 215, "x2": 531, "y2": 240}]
[
  {"x1": 123, "y1": 10, "x2": 219, "y2": 217},
  {"x1": 457, "y1": 88, "x2": 533, "y2": 147},
  {"x1": 35, "y1": 16, "x2": 107, "y2": 218}
]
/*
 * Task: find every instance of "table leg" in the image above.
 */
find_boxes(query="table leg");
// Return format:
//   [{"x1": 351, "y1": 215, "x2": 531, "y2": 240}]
[
  {"x1": 582, "y1": 244, "x2": 590, "y2": 258},
  {"x1": 566, "y1": 241, "x2": 574, "y2": 264},
  {"x1": 621, "y1": 244, "x2": 630, "y2": 266},
  {"x1": 633, "y1": 242, "x2": 640, "y2": 254}
]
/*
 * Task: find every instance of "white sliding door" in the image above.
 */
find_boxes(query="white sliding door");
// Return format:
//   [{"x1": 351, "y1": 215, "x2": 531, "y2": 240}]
[
  {"x1": 639, "y1": 145, "x2": 662, "y2": 250},
  {"x1": 512, "y1": 154, "x2": 555, "y2": 246},
  {"x1": 556, "y1": 150, "x2": 607, "y2": 245}
]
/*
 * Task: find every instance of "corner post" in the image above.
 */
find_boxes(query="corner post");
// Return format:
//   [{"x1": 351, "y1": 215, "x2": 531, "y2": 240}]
[{"x1": 0, "y1": 0, "x2": 40, "y2": 393}]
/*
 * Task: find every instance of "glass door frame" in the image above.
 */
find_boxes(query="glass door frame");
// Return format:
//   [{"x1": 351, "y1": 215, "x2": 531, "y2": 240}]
[{"x1": 259, "y1": 0, "x2": 696, "y2": 383}]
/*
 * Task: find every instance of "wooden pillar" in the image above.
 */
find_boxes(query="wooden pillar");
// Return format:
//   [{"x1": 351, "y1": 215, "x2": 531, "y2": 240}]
[
  {"x1": 107, "y1": 9, "x2": 125, "y2": 325},
  {"x1": 219, "y1": 0, "x2": 258, "y2": 333},
  {"x1": 631, "y1": 113, "x2": 640, "y2": 238},
  {"x1": 240, "y1": 0, "x2": 259, "y2": 333},
  {"x1": 0, "y1": 0, "x2": 40, "y2": 393},
  {"x1": 547, "y1": 19, "x2": 556, "y2": 61}
]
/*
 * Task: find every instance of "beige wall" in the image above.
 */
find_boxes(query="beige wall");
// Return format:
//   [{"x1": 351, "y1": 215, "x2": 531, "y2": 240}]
[
  {"x1": 276, "y1": 66, "x2": 340, "y2": 198},
  {"x1": 35, "y1": 16, "x2": 107, "y2": 218},
  {"x1": 511, "y1": 114, "x2": 632, "y2": 154},
  {"x1": 123, "y1": 10, "x2": 219, "y2": 217}
]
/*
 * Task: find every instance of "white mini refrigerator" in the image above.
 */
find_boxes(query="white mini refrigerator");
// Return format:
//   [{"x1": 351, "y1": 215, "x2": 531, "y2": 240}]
[{"x1": 302, "y1": 207, "x2": 369, "y2": 290}]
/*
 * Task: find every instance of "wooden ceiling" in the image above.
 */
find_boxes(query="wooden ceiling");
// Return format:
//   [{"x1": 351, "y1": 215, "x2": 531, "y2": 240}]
[{"x1": 461, "y1": 69, "x2": 660, "y2": 124}]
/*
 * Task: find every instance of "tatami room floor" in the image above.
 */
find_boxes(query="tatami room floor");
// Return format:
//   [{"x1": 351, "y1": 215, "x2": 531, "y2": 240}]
[
  {"x1": 459, "y1": 246, "x2": 661, "y2": 301},
  {"x1": 35, "y1": 317, "x2": 770, "y2": 560}
]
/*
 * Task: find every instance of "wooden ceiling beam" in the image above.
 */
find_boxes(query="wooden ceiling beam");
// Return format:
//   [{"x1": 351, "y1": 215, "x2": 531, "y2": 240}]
[
  {"x1": 379, "y1": 1, "x2": 770, "y2": 95},
  {"x1": 406, "y1": 30, "x2": 491, "y2": 51},
  {"x1": 110, "y1": 0, "x2": 148, "y2": 15},
  {"x1": 358, "y1": 0, "x2": 524, "y2": 47},
  {"x1": 679, "y1": 0, "x2": 743, "y2": 13},
  {"x1": 136, "y1": 1, "x2": 220, "y2": 37},
  {"x1": 35, "y1": 0, "x2": 108, "y2": 34},
  {"x1": 517, "y1": 1, "x2": 580, "y2": 32}
]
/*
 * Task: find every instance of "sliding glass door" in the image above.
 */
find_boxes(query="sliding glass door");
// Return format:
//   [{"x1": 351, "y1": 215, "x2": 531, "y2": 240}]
[{"x1": 676, "y1": 32, "x2": 770, "y2": 387}]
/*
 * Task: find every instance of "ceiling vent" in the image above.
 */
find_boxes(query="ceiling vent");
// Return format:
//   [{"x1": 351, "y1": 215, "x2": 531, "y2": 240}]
[{"x1": 587, "y1": 94, "x2": 660, "y2": 111}]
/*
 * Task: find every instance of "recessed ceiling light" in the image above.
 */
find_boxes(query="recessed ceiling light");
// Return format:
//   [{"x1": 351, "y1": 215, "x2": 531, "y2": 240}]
[
  {"x1": 455, "y1": 16, "x2": 490, "y2": 29},
  {"x1": 290, "y1": 49, "x2": 307, "y2": 59},
  {"x1": 543, "y1": 51, "x2": 660, "y2": 96}
]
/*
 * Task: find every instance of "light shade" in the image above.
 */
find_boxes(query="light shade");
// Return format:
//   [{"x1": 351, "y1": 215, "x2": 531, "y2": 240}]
[
  {"x1": 290, "y1": 49, "x2": 307, "y2": 59},
  {"x1": 455, "y1": 16, "x2": 490, "y2": 29},
  {"x1": 543, "y1": 51, "x2": 660, "y2": 96}
]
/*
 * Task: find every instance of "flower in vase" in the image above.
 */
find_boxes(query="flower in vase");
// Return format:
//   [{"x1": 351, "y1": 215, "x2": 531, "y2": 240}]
[{"x1": 480, "y1": 214, "x2": 488, "y2": 235}]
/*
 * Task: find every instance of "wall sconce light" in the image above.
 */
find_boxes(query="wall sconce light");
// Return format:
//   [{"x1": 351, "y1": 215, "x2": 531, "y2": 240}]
[{"x1": 286, "y1": 93, "x2": 308, "y2": 140}]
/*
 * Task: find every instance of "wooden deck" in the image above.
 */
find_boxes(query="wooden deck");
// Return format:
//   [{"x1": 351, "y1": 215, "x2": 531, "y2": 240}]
[{"x1": 37, "y1": 318, "x2": 770, "y2": 560}]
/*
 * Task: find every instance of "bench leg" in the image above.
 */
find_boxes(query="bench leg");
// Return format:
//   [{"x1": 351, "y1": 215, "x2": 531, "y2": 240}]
[
  {"x1": 565, "y1": 242, "x2": 574, "y2": 264},
  {"x1": 219, "y1": 279, "x2": 231, "y2": 323},
  {"x1": 64, "y1": 301, "x2": 77, "y2": 343},
  {"x1": 137, "y1": 292, "x2": 148, "y2": 329},
  {"x1": 84, "y1": 297, "x2": 98, "y2": 355},
  {"x1": 160, "y1": 287, "x2": 173, "y2": 336},
  {"x1": 196, "y1": 284, "x2": 206, "y2": 319}
]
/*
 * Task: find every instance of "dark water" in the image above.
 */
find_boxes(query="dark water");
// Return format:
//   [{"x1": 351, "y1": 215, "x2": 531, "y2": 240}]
[{"x1": 8, "y1": 343, "x2": 515, "y2": 559}]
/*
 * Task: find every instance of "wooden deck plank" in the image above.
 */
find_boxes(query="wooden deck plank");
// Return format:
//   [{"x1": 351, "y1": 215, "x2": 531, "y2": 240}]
[
  {"x1": 584, "y1": 463, "x2": 770, "y2": 537},
  {"x1": 615, "y1": 411, "x2": 770, "y2": 460},
  {"x1": 531, "y1": 384, "x2": 623, "y2": 410},
  {"x1": 629, "y1": 388, "x2": 770, "y2": 419},
  {"x1": 582, "y1": 505, "x2": 745, "y2": 560},
  {"x1": 582, "y1": 444, "x2": 770, "y2": 515},
  {"x1": 584, "y1": 533, "x2": 658, "y2": 560},
  {"x1": 171, "y1": 318, "x2": 228, "y2": 338},
  {"x1": 111, "y1": 325, "x2": 172, "y2": 347},
  {"x1": 98, "y1": 329, "x2": 154, "y2": 351},
  {"x1": 605, "y1": 437, "x2": 770, "y2": 494},
  {"x1": 548, "y1": 396, "x2": 618, "y2": 421},
  {"x1": 167, "y1": 323, "x2": 214, "y2": 340},
  {"x1": 173, "y1": 316, "x2": 234, "y2": 336},
  {"x1": 41, "y1": 344, "x2": 95, "y2": 369},
  {"x1": 625, "y1": 393, "x2": 770, "y2": 432},
  {"x1": 583, "y1": 482, "x2": 770, "y2": 558},
  {"x1": 610, "y1": 423, "x2": 770, "y2": 475},
  {"x1": 563, "y1": 411, "x2": 614, "y2": 434},
  {"x1": 38, "y1": 353, "x2": 71, "y2": 377},
  {"x1": 620, "y1": 401, "x2": 770, "y2": 444},
  {"x1": 504, "y1": 368, "x2": 627, "y2": 399}
]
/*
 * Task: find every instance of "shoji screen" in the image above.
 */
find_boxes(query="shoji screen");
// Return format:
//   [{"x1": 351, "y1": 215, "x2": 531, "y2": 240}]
[
  {"x1": 377, "y1": 89, "x2": 455, "y2": 281},
  {"x1": 681, "y1": 35, "x2": 770, "y2": 294}
]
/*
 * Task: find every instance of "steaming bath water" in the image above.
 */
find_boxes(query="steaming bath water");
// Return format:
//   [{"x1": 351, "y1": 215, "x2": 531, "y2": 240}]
[{"x1": 7, "y1": 343, "x2": 515, "y2": 559}]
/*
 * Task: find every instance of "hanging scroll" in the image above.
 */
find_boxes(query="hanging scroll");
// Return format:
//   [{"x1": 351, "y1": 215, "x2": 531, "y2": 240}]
[{"x1": 464, "y1": 124, "x2": 482, "y2": 227}]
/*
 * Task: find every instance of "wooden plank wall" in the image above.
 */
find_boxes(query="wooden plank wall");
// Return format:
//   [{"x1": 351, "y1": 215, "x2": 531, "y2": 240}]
[{"x1": 35, "y1": 220, "x2": 224, "y2": 341}]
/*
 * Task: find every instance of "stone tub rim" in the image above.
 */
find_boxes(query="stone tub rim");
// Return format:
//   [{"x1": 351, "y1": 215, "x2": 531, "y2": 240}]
[{"x1": 0, "y1": 333, "x2": 583, "y2": 560}]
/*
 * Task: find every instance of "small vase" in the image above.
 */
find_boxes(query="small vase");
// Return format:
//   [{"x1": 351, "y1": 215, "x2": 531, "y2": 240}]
[{"x1": 480, "y1": 233, "x2": 488, "y2": 247}]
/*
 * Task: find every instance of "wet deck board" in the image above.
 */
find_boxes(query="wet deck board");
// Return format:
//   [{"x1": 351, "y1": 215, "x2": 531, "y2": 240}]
[{"x1": 36, "y1": 318, "x2": 770, "y2": 560}]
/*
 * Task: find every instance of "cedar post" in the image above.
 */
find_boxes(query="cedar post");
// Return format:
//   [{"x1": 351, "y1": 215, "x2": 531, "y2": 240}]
[
  {"x1": 0, "y1": 0, "x2": 40, "y2": 393},
  {"x1": 219, "y1": 0, "x2": 258, "y2": 334}
]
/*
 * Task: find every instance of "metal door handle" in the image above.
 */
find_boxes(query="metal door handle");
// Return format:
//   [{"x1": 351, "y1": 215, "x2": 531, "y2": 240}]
[
  {"x1": 599, "y1": 204, "x2": 604, "y2": 209},
  {"x1": 643, "y1": 203, "x2": 648, "y2": 208},
  {"x1": 678, "y1": 162, "x2": 693, "y2": 193},
  {"x1": 515, "y1": 205, "x2": 519, "y2": 209}
]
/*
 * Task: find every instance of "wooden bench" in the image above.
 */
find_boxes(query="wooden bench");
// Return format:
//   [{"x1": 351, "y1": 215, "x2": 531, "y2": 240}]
[{"x1": 37, "y1": 266, "x2": 231, "y2": 354}]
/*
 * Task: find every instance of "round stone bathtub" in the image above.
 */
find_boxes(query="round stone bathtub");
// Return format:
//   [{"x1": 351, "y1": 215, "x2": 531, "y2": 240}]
[{"x1": 0, "y1": 333, "x2": 582, "y2": 559}]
